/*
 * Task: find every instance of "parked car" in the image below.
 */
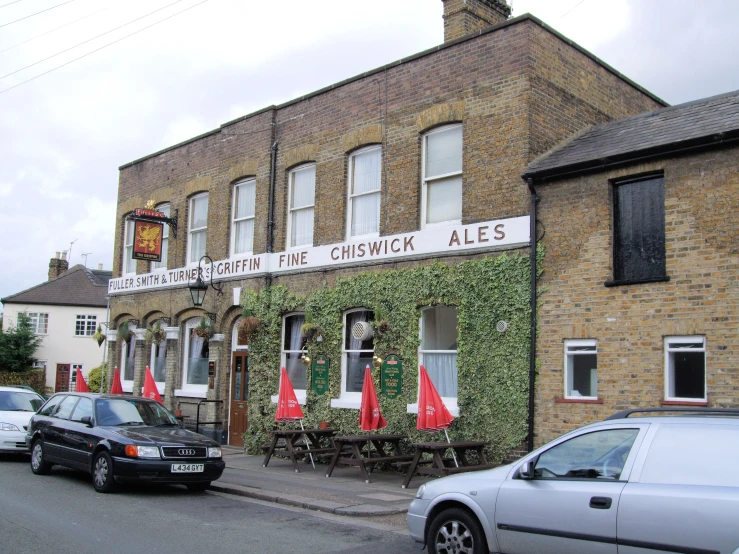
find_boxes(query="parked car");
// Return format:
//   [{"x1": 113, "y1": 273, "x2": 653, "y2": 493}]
[
  {"x1": 0, "y1": 386, "x2": 45, "y2": 454},
  {"x1": 26, "y1": 392, "x2": 225, "y2": 493},
  {"x1": 408, "y1": 408, "x2": 739, "y2": 554}
]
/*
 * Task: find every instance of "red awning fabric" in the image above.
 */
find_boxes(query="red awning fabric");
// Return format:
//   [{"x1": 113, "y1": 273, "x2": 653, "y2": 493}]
[
  {"x1": 142, "y1": 366, "x2": 162, "y2": 403},
  {"x1": 416, "y1": 365, "x2": 454, "y2": 432},
  {"x1": 359, "y1": 365, "x2": 387, "y2": 431},
  {"x1": 275, "y1": 367, "x2": 304, "y2": 422},
  {"x1": 110, "y1": 367, "x2": 123, "y2": 395},
  {"x1": 75, "y1": 369, "x2": 90, "y2": 393}
]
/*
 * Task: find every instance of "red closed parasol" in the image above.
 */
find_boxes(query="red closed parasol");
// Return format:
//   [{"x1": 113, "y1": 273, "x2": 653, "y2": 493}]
[
  {"x1": 275, "y1": 367, "x2": 313, "y2": 468},
  {"x1": 359, "y1": 365, "x2": 387, "y2": 431},
  {"x1": 110, "y1": 366, "x2": 123, "y2": 395},
  {"x1": 417, "y1": 365, "x2": 458, "y2": 466},
  {"x1": 75, "y1": 369, "x2": 90, "y2": 392},
  {"x1": 142, "y1": 366, "x2": 162, "y2": 403}
]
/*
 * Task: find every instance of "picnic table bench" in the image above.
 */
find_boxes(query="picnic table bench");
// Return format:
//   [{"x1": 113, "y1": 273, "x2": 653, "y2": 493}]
[
  {"x1": 262, "y1": 428, "x2": 337, "y2": 472},
  {"x1": 325, "y1": 434, "x2": 414, "y2": 483},
  {"x1": 401, "y1": 440, "x2": 494, "y2": 488}
]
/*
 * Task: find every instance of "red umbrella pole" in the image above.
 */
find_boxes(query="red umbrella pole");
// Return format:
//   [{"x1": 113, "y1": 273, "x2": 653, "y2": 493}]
[
  {"x1": 444, "y1": 428, "x2": 459, "y2": 468},
  {"x1": 299, "y1": 420, "x2": 315, "y2": 469}
]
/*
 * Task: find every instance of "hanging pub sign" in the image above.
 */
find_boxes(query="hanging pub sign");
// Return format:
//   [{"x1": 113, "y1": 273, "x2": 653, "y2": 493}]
[
  {"x1": 381, "y1": 355, "x2": 402, "y2": 399},
  {"x1": 312, "y1": 355, "x2": 330, "y2": 395},
  {"x1": 132, "y1": 220, "x2": 164, "y2": 261}
]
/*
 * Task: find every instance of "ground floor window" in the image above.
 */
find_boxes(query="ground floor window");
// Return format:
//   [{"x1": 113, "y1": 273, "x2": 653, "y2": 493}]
[
  {"x1": 182, "y1": 318, "x2": 210, "y2": 393},
  {"x1": 565, "y1": 340, "x2": 598, "y2": 399},
  {"x1": 282, "y1": 313, "x2": 307, "y2": 391},
  {"x1": 150, "y1": 320, "x2": 168, "y2": 390},
  {"x1": 121, "y1": 337, "x2": 135, "y2": 392},
  {"x1": 665, "y1": 336, "x2": 706, "y2": 401},
  {"x1": 419, "y1": 306, "x2": 458, "y2": 400},
  {"x1": 343, "y1": 309, "x2": 375, "y2": 395}
]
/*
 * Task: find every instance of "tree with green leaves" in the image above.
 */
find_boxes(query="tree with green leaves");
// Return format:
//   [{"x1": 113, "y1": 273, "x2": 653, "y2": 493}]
[{"x1": 0, "y1": 313, "x2": 43, "y2": 372}]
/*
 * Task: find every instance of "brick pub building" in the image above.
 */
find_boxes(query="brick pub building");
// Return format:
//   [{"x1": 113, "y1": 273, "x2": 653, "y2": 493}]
[{"x1": 107, "y1": 0, "x2": 666, "y2": 456}]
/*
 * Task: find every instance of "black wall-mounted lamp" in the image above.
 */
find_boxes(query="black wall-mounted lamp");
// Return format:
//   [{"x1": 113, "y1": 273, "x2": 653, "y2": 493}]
[{"x1": 189, "y1": 255, "x2": 223, "y2": 323}]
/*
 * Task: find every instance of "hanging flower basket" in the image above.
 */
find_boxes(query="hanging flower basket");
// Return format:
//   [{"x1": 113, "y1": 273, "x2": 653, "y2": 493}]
[
  {"x1": 92, "y1": 325, "x2": 106, "y2": 347},
  {"x1": 373, "y1": 320, "x2": 391, "y2": 341},
  {"x1": 145, "y1": 323, "x2": 167, "y2": 345},
  {"x1": 116, "y1": 321, "x2": 133, "y2": 342},
  {"x1": 300, "y1": 321, "x2": 322, "y2": 344},
  {"x1": 193, "y1": 317, "x2": 214, "y2": 340},
  {"x1": 238, "y1": 315, "x2": 262, "y2": 343}
]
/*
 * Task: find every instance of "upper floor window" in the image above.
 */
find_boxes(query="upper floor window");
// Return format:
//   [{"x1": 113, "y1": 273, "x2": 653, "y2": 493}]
[
  {"x1": 281, "y1": 313, "x2": 307, "y2": 392},
  {"x1": 419, "y1": 306, "x2": 458, "y2": 402},
  {"x1": 231, "y1": 178, "x2": 256, "y2": 256},
  {"x1": 347, "y1": 146, "x2": 381, "y2": 239},
  {"x1": 151, "y1": 203, "x2": 170, "y2": 271},
  {"x1": 565, "y1": 339, "x2": 598, "y2": 399},
  {"x1": 188, "y1": 193, "x2": 209, "y2": 264},
  {"x1": 287, "y1": 164, "x2": 315, "y2": 248},
  {"x1": 75, "y1": 315, "x2": 97, "y2": 337},
  {"x1": 23, "y1": 312, "x2": 49, "y2": 334},
  {"x1": 665, "y1": 336, "x2": 706, "y2": 402},
  {"x1": 422, "y1": 125, "x2": 462, "y2": 228},
  {"x1": 610, "y1": 175, "x2": 666, "y2": 285},
  {"x1": 123, "y1": 218, "x2": 136, "y2": 275}
]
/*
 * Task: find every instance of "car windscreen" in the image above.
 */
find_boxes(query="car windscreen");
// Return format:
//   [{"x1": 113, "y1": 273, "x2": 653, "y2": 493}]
[
  {"x1": 0, "y1": 391, "x2": 44, "y2": 412},
  {"x1": 95, "y1": 398, "x2": 179, "y2": 427}
]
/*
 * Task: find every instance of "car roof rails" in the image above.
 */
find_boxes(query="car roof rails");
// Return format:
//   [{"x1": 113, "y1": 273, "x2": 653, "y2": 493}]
[{"x1": 606, "y1": 407, "x2": 739, "y2": 420}]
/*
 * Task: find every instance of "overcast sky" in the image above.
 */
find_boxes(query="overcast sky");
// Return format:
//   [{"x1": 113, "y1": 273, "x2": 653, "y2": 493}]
[{"x1": 1, "y1": 0, "x2": 738, "y2": 308}]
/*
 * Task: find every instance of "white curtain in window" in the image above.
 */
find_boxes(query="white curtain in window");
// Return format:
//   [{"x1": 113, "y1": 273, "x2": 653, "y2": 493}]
[
  {"x1": 351, "y1": 193, "x2": 380, "y2": 236},
  {"x1": 425, "y1": 354, "x2": 458, "y2": 397},
  {"x1": 153, "y1": 340, "x2": 166, "y2": 382},
  {"x1": 427, "y1": 176, "x2": 462, "y2": 224},
  {"x1": 124, "y1": 222, "x2": 136, "y2": 274},
  {"x1": 188, "y1": 332, "x2": 208, "y2": 385},
  {"x1": 189, "y1": 230, "x2": 206, "y2": 263},
  {"x1": 346, "y1": 311, "x2": 372, "y2": 393},
  {"x1": 124, "y1": 339, "x2": 135, "y2": 381},
  {"x1": 191, "y1": 195, "x2": 208, "y2": 228},
  {"x1": 233, "y1": 181, "x2": 256, "y2": 254},
  {"x1": 291, "y1": 208, "x2": 314, "y2": 247},
  {"x1": 426, "y1": 126, "x2": 463, "y2": 178},
  {"x1": 285, "y1": 315, "x2": 306, "y2": 389},
  {"x1": 291, "y1": 168, "x2": 315, "y2": 208},
  {"x1": 234, "y1": 220, "x2": 254, "y2": 254}
]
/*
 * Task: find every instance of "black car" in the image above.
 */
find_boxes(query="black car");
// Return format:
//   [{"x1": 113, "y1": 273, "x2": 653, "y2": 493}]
[{"x1": 26, "y1": 393, "x2": 225, "y2": 493}]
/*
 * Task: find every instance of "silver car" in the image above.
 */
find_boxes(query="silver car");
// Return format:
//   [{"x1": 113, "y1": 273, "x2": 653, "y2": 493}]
[
  {"x1": 408, "y1": 408, "x2": 739, "y2": 554},
  {"x1": 0, "y1": 386, "x2": 45, "y2": 453}
]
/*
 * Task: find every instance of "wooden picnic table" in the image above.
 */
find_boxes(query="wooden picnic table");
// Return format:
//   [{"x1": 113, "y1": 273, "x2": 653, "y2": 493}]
[
  {"x1": 401, "y1": 440, "x2": 494, "y2": 488},
  {"x1": 325, "y1": 434, "x2": 414, "y2": 483},
  {"x1": 262, "y1": 428, "x2": 337, "y2": 473}
]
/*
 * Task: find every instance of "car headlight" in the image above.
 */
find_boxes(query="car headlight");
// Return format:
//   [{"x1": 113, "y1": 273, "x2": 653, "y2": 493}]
[
  {"x1": 208, "y1": 446, "x2": 222, "y2": 458},
  {"x1": 415, "y1": 484, "x2": 426, "y2": 499},
  {"x1": 0, "y1": 422, "x2": 21, "y2": 432},
  {"x1": 124, "y1": 445, "x2": 161, "y2": 458}
]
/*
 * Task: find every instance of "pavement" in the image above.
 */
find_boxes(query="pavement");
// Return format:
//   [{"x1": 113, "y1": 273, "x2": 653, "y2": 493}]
[{"x1": 212, "y1": 445, "x2": 433, "y2": 517}]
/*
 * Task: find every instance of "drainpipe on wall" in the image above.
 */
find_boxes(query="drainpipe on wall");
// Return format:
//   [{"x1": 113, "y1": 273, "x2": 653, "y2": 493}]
[
  {"x1": 266, "y1": 132, "x2": 278, "y2": 291},
  {"x1": 526, "y1": 177, "x2": 538, "y2": 452}
]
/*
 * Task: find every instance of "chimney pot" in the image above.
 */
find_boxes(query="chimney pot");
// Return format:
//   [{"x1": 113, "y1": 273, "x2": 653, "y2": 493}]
[{"x1": 441, "y1": 0, "x2": 511, "y2": 43}]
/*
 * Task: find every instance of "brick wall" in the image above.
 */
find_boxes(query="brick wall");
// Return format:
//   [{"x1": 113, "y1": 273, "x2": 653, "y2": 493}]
[{"x1": 534, "y1": 146, "x2": 739, "y2": 446}]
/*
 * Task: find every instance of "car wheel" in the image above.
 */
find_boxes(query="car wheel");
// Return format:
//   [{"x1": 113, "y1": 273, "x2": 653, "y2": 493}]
[
  {"x1": 92, "y1": 451, "x2": 117, "y2": 493},
  {"x1": 30, "y1": 440, "x2": 52, "y2": 475},
  {"x1": 427, "y1": 507, "x2": 486, "y2": 554},
  {"x1": 186, "y1": 481, "x2": 211, "y2": 492}
]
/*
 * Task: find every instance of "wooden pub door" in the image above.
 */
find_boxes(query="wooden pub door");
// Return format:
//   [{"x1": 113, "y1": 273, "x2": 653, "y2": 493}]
[
  {"x1": 229, "y1": 352, "x2": 249, "y2": 447},
  {"x1": 55, "y1": 364, "x2": 71, "y2": 392}
]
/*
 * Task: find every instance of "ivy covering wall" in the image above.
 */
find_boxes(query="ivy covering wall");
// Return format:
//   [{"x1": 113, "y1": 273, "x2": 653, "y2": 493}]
[{"x1": 242, "y1": 250, "x2": 541, "y2": 463}]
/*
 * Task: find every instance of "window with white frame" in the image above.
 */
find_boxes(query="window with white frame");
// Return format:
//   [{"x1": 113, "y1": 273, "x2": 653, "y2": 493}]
[
  {"x1": 565, "y1": 340, "x2": 598, "y2": 399},
  {"x1": 421, "y1": 124, "x2": 463, "y2": 228},
  {"x1": 22, "y1": 312, "x2": 49, "y2": 334},
  {"x1": 123, "y1": 218, "x2": 136, "y2": 275},
  {"x1": 341, "y1": 309, "x2": 374, "y2": 397},
  {"x1": 150, "y1": 203, "x2": 170, "y2": 271},
  {"x1": 188, "y1": 193, "x2": 209, "y2": 264},
  {"x1": 287, "y1": 164, "x2": 315, "y2": 248},
  {"x1": 121, "y1": 335, "x2": 135, "y2": 391},
  {"x1": 231, "y1": 178, "x2": 256, "y2": 256},
  {"x1": 347, "y1": 146, "x2": 381, "y2": 239},
  {"x1": 32, "y1": 360, "x2": 47, "y2": 370},
  {"x1": 281, "y1": 313, "x2": 307, "y2": 391},
  {"x1": 665, "y1": 336, "x2": 706, "y2": 401},
  {"x1": 419, "y1": 306, "x2": 458, "y2": 401},
  {"x1": 75, "y1": 315, "x2": 97, "y2": 337},
  {"x1": 149, "y1": 321, "x2": 168, "y2": 388},
  {"x1": 181, "y1": 318, "x2": 210, "y2": 394}
]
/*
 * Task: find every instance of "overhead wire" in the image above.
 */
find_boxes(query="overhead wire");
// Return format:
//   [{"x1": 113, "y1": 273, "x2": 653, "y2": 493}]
[
  {"x1": 0, "y1": 5, "x2": 109, "y2": 54},
  {"x1": 0, "y1": 0, "x2": 74, "y2": 28},
  {"x1": 0, "y1": 0, "x2": 208, "y2": 94},
  {"x1": 560, "y1": 0, "x2": 589, "y2": 19},
  {"x1": 0, "y1": 1, "x2": 24, "y2": 9},
  {"x1": 1, "y1": 0, "x2": 192, "y2": 81}
]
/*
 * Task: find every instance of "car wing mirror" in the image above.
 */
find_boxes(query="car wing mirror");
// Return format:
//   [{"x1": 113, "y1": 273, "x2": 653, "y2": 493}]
[
  {"x1": 80, "y1": 415, "x2": 93, "y2": 427},
  {"x1": 518, "y1": 458, "x2": 536, "y2": 480}
]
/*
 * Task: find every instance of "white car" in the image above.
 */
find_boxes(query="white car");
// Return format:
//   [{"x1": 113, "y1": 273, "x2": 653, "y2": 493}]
[
  {"x1": 0, "y1": 386, "x2": 45, "y2": 454},
  {"x1": 408, "y1": 407, "x2": 739, "y2": 554}
]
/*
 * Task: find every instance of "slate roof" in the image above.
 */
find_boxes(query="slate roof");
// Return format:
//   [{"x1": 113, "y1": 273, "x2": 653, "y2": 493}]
[
  {"x1": 1, "y1": 265, "x2": 111, "y2": 308},
  {"x1": 525, "y1": 89, "x2": 739, "y2": 181}
]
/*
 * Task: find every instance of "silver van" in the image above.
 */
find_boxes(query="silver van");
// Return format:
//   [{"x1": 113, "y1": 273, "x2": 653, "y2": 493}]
[{"x1": 408, "y1": 408, "x2": 739, "y2": 554}]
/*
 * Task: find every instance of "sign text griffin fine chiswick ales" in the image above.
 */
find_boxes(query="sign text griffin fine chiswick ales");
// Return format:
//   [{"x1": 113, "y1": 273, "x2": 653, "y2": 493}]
[{"x1": 108, "y1": 216, "x2": 530, "y2": 295}]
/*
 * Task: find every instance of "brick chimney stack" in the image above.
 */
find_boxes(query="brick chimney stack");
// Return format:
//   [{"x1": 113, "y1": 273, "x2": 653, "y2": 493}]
[
  {"x1": 48, "y1": 251, "x2": 69, "y2": 281},
  {"x1": 441, "y1": 0, "x2": 511, "y2": 43}
]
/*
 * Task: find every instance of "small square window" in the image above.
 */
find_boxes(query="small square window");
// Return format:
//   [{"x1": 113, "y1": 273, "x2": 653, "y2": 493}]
[
  {"x1": 75, "y1": 315, "x2": 97, "y2": 336},
  {"x1": 565, "y1": 340, "x2": 598, "y2": 399},
  {"x1": 665, "y1": 336, "x2": 706, "y2": 401}
]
